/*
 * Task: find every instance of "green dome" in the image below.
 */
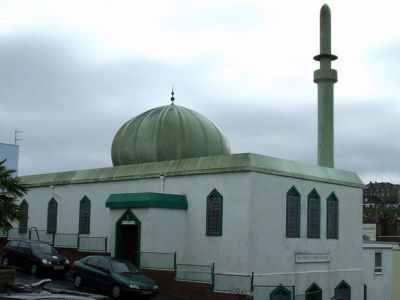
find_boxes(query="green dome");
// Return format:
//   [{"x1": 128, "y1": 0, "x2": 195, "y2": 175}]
[{"x1": 111, "y1": 104, "x2": 231, "y2": 166}]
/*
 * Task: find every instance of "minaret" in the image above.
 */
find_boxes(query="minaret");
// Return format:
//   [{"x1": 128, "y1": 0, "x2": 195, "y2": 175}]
[{"x1": 314, "y1": 4, "x2": 337, "y2": 168}]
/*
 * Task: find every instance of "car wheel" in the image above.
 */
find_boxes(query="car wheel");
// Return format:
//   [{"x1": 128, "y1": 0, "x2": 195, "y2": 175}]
[
  {"x1": 2, "y1": 256, "x2": 9, "y2": 266},
  {"x1": 74, "y1": 275, "x2": 83, "y2": 289},
  {"x1": 111, "y1": 285, "x2": 121, "y2": 299},
  {"x1": 30, "y1": 264, "x2": 38, "y2": 275}
]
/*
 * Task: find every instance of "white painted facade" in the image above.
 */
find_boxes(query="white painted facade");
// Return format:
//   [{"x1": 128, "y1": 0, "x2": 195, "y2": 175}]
[
  {"x1": 362, "y1": 241, "x2": 396, "y2": 300},
  {"x1": 20, "y1": 154, "x2": 364, "y2": 299}
]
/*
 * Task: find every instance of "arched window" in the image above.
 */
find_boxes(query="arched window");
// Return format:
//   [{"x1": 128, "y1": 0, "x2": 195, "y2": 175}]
[
  {"x1": 206, "y1": 189, "x2": 223, "y2": 236},
  {"x1": 47, "y1": 198, "x2": 58, "y2": 233},
  {"x1": 335, "y1": 280, "x2": 351, "y2": 300},
  {"x1": 327, "y1": 193, "x2": 339, "y2": 239},
  {"x1": 18, "y1": 200, "x2": 28, "y2": 234},
  {"x1": 305, "y1": 283, "x2": 322, "y2": 300},
  {"x1": 286, "y1": 186, "x2": 300, "y2": 238},
  {"x1": 270, "y1": 285, "x2": 291, "y2": 300},
  {"x1": 79, "y1": 196, "x2": 91, "y2": 234},
  {"x1": 307, "y1": 189, "x2": 320, "y2": 238}
]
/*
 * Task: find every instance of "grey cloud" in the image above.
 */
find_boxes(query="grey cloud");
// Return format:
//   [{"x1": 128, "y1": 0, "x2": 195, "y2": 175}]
[{"x1": 1, "y1": 33, "x2": 399, "y2": 184}]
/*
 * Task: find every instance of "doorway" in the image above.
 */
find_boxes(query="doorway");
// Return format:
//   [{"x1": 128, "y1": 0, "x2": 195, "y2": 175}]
[
  {"x1": 121, "y1": 224, "x2": 138, "y2": 263},
  {"x1": 114, "y1": 209, "x2": 141, "y2": 267}
]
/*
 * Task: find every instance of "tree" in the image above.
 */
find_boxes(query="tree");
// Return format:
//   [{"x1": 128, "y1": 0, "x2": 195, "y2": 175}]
[{"x1": 0, "y1": 159, "x2": 28, "y2": 232}]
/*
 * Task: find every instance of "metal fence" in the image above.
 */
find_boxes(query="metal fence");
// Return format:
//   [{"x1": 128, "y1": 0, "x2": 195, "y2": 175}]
[
  {"x1": 78, "y1": 236, "x2": 107, "y2": 253},
  {"x1": 54, "y1": 233, "x2": 78, "y2": 248},
  {"x1": 213, "y1": 272, "x2": 253, "y2": 295},
  {"x1": 175, "y1": 263, "x2": 214, "y2": 283},
  {"x1": 140, "y1": 252, "x2": 175, "y2": 270},
  {"x1": 2, "y1": 227, "x2": 107, "y2": 253},
  {"x1": 294, "y1": 290, "x2": 322, "y2": 300},
  {"x1": 253, "y1": 285, "x2": 295, "y2": 300}
]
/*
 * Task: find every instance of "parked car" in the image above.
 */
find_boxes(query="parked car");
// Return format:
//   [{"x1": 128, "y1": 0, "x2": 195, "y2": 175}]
[
  {"x1": 1, "y1": 278, "x2": 107, "y2": 300},
  {"x1": 0, "y1": 291, "x2": 97, "y2": 300},
  {"x1": 72, "y1": 256, "x2": 159, "y2": 299},
  {"x1": 1, "y1": 239, "x2": 70, "y2": 275}
]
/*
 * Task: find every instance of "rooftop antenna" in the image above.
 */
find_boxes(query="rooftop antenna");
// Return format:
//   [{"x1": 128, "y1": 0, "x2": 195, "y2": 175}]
[{"x1": 14, "y1": 129, "x2": 23, "y2": 145}]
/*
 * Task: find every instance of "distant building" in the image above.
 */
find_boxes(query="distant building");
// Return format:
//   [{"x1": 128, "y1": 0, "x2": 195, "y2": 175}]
[
  {"x1": 363, "y1": 181, "x2": 400, "y2": 205},
  {"x1": 0, "y1": 142, "x2": 19, "y2": 174}
]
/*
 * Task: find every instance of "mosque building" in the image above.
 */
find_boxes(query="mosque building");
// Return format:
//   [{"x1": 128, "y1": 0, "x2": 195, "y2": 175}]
[{"x1": 8, "y1": 4, "x2": 374, "y2": 300}]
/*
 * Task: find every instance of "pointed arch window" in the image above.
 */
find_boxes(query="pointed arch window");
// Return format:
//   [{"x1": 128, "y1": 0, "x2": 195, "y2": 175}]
[
  {"x1": 270, "y1": 285, "x2": 291, "y2": 300},
  {"x1": 335, "y1": 280, "x2": 351, "y2": 300},
  {"x1": 79, "y1": 196, "x2": 91, "y2": 234},
  {"x1": 305, "y1": 283, "x2": 322, "y2": 300},
  {"x1": 307, "y1": 189, "x2": 320, "y2": 238},
  {"x1": 286, "y1": 186, "x2": 300, "y2": 238},
  {"x1": 206, "y1": 189, "x2": 223, "y2": 236},
  {"x1": 327, "y1": 193, "x2": 339, "y2": 239},
  {"x1": 18, "y1": 200, "x2": 28, "y2": 234},
  {"x1": 47, "y1": 198, "x2": 58, "y2": 233}
]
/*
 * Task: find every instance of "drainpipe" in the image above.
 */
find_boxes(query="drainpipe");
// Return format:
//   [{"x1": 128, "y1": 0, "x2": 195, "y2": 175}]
[{"x1": 160, "y1": 175, "x2": 165, "y2": 193}]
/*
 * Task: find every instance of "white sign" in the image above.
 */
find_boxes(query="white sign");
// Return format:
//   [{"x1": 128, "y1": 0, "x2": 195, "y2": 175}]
[
  {"x1": 122, "y1": 220, "x2": 136, "y2": 225},
  {"x1": 295, "y1": 253, "x2": 330, "y2": 263}
]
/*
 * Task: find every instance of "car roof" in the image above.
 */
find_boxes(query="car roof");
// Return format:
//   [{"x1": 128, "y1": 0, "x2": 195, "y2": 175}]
[
  {"x1": 0, "y1": 293, "x2": 96, "y2": 300},
  {"x1": 8, "y1": 239, "x2": 49, "y2": 244},
  {"x1": 81, "y1": 256, "x2": 127, "y2": 263}
]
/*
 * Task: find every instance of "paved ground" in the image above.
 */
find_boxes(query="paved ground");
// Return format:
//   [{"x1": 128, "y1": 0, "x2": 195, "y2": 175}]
[{"x1": 13, "y1": 269, "x2": 177, "y2": 300}]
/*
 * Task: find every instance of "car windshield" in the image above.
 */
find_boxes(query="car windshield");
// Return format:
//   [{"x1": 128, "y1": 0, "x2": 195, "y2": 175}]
[
  {"x1": 31, "y1": 243, "x2": 57, "y2": 254},
  {"x1": 110, "y1": 260, "x2": 139, "y2": 274}
]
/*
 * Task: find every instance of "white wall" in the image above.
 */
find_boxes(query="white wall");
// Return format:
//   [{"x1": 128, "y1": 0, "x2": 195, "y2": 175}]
[
  {"x1": 363, "y1": 244, "x2": 394, "y2": 300},
  {"x1": 22, "y1": 170, "x2": 363, "y2": 299}
]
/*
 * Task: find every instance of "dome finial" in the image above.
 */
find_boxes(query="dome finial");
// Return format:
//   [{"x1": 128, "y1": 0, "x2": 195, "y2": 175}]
[{"x1": 170, "y1": 86, "x2": 175, "y2": 105}]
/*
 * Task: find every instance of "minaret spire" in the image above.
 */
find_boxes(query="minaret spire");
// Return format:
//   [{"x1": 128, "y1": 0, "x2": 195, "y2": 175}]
[
  {"x1": 170, "y1": 86, "x2": 175, "y2": 105},
  {"x1": 314, "y1": 4, "x2": 337, "y2": 168}
]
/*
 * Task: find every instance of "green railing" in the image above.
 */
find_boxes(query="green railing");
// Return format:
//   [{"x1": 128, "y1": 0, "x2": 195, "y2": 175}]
[
  {"x1": 140, "y1": 252, "x2": 176, "y2": 270},
  {"x1": 213, "y1": 272, "x2": 254, "y2": 295},
  {"x1": 294, "y1": 290, "x2": 323, "y2": 300},
  {"x1": 253, "y1": 285, "x2": 295, "y2": 300},
  {"x1": 4, "y1": 227, "x2": 107, "y2": 253},
  {"x1": 175, "y1": 263, "x2": 214, "y2": 283},
  {"x1": 78, "y1": 236, "x2": 107, "y2": 253}
]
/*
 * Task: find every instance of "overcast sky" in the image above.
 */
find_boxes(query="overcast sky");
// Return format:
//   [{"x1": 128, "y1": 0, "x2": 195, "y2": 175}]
[{"x1": 0, "y1": 0, "x2": 399, "y2": 184}]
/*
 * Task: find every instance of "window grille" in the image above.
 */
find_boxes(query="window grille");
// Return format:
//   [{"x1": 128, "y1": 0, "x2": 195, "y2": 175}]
[
  {"x1": 327, "y1": 193, "x2": 339, "y2": 239},
  {"x1": 307, "y1": 189, "x2": 320, "y2": 238},
  {"x1": 206, "y1": 189, "x2": 223, "y2": 236},
  {"x1": 270, "y1": 285, "x2": 291, "y2": 300},
  {"x1": 286, "y1": 186, "x2": 300, "y2": 238},
  {"x1": 335, "y1": 281, "x2": 351, "y2": 300}
]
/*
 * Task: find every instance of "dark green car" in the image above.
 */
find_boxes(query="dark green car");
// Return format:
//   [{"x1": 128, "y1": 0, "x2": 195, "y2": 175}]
[{"x1": 71, "y1": 256, "x2": 159, "y2": 299}]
